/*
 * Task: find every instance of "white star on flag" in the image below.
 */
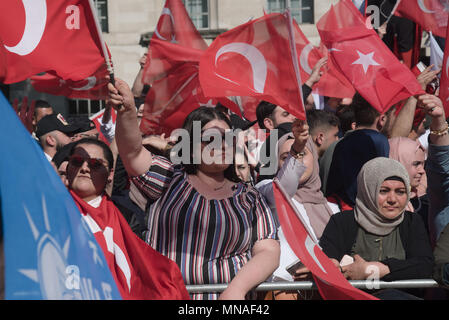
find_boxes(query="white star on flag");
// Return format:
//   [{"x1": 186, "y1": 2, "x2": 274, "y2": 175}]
[{"x1": 351, "y1": 50, "x2": 380, "y2": 74}]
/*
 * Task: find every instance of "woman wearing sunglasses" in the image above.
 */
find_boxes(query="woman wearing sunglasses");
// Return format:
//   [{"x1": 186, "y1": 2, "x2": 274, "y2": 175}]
[
  {"x1": 108, "y1": 79, "x2": 279, "y2": 300},
  {"x1": 65, "y1": 138, "x2": 189, "y2": 300}
]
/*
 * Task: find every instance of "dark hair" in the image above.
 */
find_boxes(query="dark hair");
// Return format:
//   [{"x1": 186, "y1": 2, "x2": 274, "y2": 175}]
[
  {"x1": 384, "y1": 176, "x2": 405, "y2": 183},
  {"x1": 35, "y1": 100, "x2": 52, "y2": 110},
  {"x1": 179, "y1": 106, "x2": 240, "y2": 182},
  {"x1": 351, "y1": 93, "x2": 381, "y2": 127},
  {"x1": 306, "y1": 109, "x2": 340, "y2": 134},
  {"x1": 69, "y1": 138, "x2": 114, "y2": 170},
  {"x1": 52, "y1": 142, "x2": 75, "y2": 168},
  {"x1": 336, "y1": 104, "x2": 356, "y2": 134},
  {"x1": 256, "y1": 101, "x2": 277, "y2": 129}
]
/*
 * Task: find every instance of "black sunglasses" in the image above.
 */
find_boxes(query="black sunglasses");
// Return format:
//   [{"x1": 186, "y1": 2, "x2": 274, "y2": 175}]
[{"x1": 68, "y1": 154, "x2": 107, "y2": 170}]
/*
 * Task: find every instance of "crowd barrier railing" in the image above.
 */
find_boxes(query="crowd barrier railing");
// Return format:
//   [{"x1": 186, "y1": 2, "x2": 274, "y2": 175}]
[{"x1": 186, "y1": 279, "x2": 439, "y2": 294}]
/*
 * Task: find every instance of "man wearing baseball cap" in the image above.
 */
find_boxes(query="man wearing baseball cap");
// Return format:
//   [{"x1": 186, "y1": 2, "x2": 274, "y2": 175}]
[{"x1": 35, "y1": 113, "x2": 80, "y2": 161}]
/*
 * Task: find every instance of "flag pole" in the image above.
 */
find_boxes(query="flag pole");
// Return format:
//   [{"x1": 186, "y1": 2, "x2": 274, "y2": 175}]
[
  {"x1": 87, "y1": 0, "x2": 115, "y2": 84},
  {"x1": 384, "y1": 0, "x2": 401, "y2": 25},
  {"x1": 285, "y1": 5, "x2": 306, "y2": 120}
]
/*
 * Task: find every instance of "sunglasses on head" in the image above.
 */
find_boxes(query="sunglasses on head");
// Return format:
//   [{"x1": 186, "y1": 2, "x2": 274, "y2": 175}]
[{"x1": 68, "y1": 154, "x2": 107, "y2": 170}]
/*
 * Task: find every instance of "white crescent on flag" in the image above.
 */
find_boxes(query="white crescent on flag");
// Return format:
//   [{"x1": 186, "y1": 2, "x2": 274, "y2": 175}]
[
  {"x1": 4, "y1": 0, "x2": 47, "y2": 56},
  {"x1": 154, "y1": 7, "x2": 176, "y2": 43},
  {"x1": 417, "y1": 0, "x2": 435, "y2": 13},
  {"x1": 215, "y1": 42, "x2": 268, "y2": 93},
  {"x1": 299, "y1": 43, "x2": 314, "y2": 75},
  {"x1": 70, "y1": 76, "x2": 97, "y2": 91}
]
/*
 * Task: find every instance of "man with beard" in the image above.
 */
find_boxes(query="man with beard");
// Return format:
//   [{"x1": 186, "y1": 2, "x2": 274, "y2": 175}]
[{"x1": 36, "y1": 113, "x2": 79, "y2": 161}]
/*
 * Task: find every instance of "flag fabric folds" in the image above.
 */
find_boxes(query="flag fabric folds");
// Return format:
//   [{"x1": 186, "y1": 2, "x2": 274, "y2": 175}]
[
  {"x1": 30, "y1": 66, "x2": 110, "y2": 100},
  {"x1": 273, "y1": 180, "x2": 378, "y2": 300},
  {"x1": 199, "y1": 13, "x2": 306, "y2": 120},
  {"x1": 141, "y1": 0, "x2": 207, "y2": 85},
  {"x1": 0, "y1": 91, "x2": 122, "y2": 300},
  {"x1": 395, "y1": 0, "x2": 448, "y2": 38},
  {"x1": 140, "y1": 0, "x2": 240, "y2": 136},
  {"x1": 71, "y1": 191, "x2": 190, "y2": 300},
  {"x1": 0, "y1": 0, "x2": 107, "y2": 84},
  {"x1": 317, "y1": 0, "x2": 424, "y2": 114}
]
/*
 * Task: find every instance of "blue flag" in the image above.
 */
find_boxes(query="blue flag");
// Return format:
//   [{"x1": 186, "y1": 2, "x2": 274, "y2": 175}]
[{"x1": 0, "y1": 91, "x2": 121, "y2": 300}]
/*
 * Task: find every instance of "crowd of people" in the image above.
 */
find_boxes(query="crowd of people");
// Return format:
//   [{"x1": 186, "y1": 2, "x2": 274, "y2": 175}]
[{"x1": 4, "y1": 5, "x2": 449, "y2": 301}]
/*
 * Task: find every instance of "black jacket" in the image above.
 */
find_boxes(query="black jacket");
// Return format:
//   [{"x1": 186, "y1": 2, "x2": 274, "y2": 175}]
[{"x1": 319, "y1": 211, "x2": 434, "y2": 281}]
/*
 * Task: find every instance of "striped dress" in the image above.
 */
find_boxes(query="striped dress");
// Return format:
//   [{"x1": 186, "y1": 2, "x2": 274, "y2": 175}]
[{"x1": 131, "y1": 155, "x2": 278, "y2": 300}]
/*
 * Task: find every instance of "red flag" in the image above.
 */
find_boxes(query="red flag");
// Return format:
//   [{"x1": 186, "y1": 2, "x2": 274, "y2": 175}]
[
  {"x1": 395, "y1": 0, "x2": 448, "y2": 38},
  {"x1": 314, "y1": 42, "x2": 356, "y2": 99},
  {"x1": 140, "y1": 39, "x2": 241, "y2": 136},
  {"x1": 142, "y1": 0, "x2": 208, "y2": 85},
  {"x1": 30, "y1": 66, "x2": 110, "y2": 100},
  {"x1": 439, "y1": 15, "x2": 449, "y2": 116},
  {"x1": 273, "y1": 180, "x2": 378, "y2": 300},
  {"x1": 317, "y1": 0, "x2": 424, "y2": 114},
  {"x1": 293, "y1": 23, "x2": 322, "y2": 85},
  {"x1": 0, "y1": 0, "x2": 107, "y2": 84},
  {"x1": 70, "y1": 191, "x2": 190, "y2": 300},
  {"x1": 199, "y1": 13, "x2": 306, "y2": 120}
]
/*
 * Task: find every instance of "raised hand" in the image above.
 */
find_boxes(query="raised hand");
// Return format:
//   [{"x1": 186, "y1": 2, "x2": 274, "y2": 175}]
[
  {"x1": 291, "y1": 119, "x2": 310, "y2": 154},
  {"x1": 107, "y1": 78, "x2": 136, "y2": 113}
]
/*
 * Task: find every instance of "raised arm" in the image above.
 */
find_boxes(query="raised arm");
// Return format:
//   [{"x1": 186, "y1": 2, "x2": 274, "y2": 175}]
[{"x1": 108, "y1": 79, "x2": 152, "y2": 176}]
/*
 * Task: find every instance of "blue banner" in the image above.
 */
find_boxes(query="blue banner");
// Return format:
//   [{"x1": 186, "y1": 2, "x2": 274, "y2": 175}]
[{"x1": 0, "y1": 92, "x2": 121, "y2": 300}]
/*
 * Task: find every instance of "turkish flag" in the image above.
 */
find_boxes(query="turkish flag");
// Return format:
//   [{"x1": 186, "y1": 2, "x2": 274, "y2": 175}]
[
  {"x1": 0, "y1": 0, "x2": 107, "y2": 84},
  {"x1": 294, "y1": 23, "x2": 322, "y2": 85},
  {"x1": 273, "y1": 180, "x2": 378, "y2": 300},
  {"x1": 70, "y1": 191, "x2": 190, "y2": 300},
  {"x1": 317, "y1": 0, "x2": 424, "y2": 114},
  {"x1": 314, "y1": 43, "x2": 356, "y2": 99},
  {"x1": 438, "y1": 15, "x2": 449, "y2": 116},
  {"x1": 199, "y1": 13, "x2": 306, "y2": 121},
  {"x1": 395, "y1": 0, "x2": 448, "y2": 38},
  {"x1": 31, "y1": 66, "x2": 109, "y2": 100},
  {"x1": 140, "y1": 39, "x2": 241, "y2": 136},
  {"x1": 141, "y1": 63, "x2": 240, "y2": 136},
  {"x1": 142, "y1": 0, "x2": 208, "y2": 85}
]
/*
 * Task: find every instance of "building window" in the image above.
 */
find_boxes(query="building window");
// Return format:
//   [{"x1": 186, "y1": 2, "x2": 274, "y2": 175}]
[
  {"x1": 68, "y1": 99, "x2": 104, "y2": 117},
  {"x1": 267, "y1": 0, "x2": 314, "y2": 24},
  {"x1": 93, "y1": 0, "x2": 109, "y2": 33},
  {"x1": 183, "y1": 0, "x2": 209, "y2": 29}
]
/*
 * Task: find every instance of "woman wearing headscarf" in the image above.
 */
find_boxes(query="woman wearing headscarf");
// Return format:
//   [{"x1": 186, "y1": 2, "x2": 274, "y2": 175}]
[
  {"x1": 318, "y1": 157, "x2": 433, "y2": 285},
  {"x1": 256, "y1": 121, "x2": 338, "y2": 300},
  {"x1": 389, "y1": 137, "x2": 429, "y2": 233}
]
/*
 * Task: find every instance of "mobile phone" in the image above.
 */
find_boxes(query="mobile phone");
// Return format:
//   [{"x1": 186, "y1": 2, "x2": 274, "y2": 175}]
[
  {"x1": 286, "y1": 259, "x2": 305, "y2": 276},
  {"x1": 415, "y1": 61, "x2": 440, "y2": 94}
]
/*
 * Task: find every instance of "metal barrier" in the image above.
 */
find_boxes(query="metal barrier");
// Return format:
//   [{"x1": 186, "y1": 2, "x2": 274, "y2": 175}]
[{"x1": 186, "y1": 279, "x2": 439, "y2": 294}]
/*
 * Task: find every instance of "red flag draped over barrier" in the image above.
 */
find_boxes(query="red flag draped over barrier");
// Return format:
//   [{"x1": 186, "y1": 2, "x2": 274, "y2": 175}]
[
  {"x1": 317, "y1": 0, "x2": 424, "y2": 114},
  {"x1": 273, "y1": 180, "x2": 378, "y2": 300},
  {"x1": 395, "y1": 0, "x2": 448, "y2": 38},
  {"x1": 199, "y1": 13, "x2": 306, "y2": 120},
  {"x1": 71, "y1": 191, "x2": 190, "y2": 300},
  {"x1": 0, "y1": 0, "x2": 107, "y2": 84}
]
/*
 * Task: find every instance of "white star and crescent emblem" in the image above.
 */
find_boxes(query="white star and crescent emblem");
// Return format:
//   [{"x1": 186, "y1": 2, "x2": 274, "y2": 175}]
[{"x1": 351, "y1": 50, "x2": 380, "y2": 74}]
